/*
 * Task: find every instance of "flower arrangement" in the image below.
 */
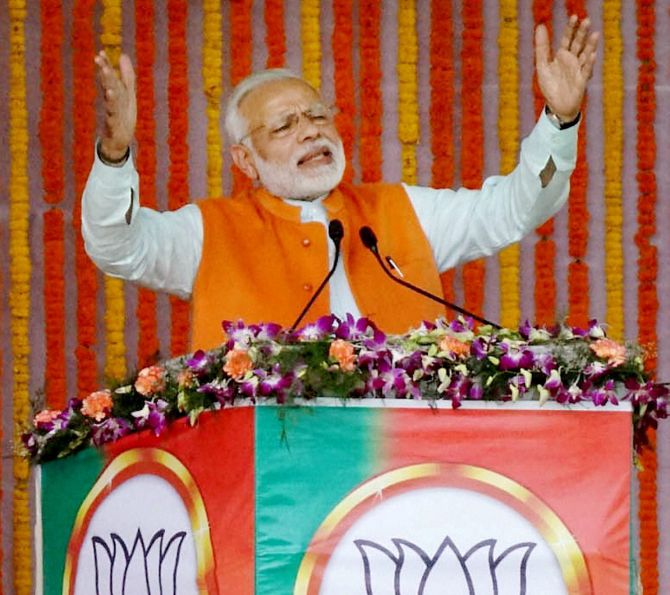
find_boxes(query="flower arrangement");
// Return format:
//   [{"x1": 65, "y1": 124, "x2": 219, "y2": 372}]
[{"x1": 23, "y1": 316, "x2": 668, "y2": 464}]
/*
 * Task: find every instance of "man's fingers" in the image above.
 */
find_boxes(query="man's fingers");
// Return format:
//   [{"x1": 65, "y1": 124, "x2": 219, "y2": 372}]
[
  {"x1": 534, "y1": 24, "x2": 551, "y2": 68},
  {"x1": 118, "y1": 54, "x2": 136, "y2": 92},
  {"x1": 559, "y1": 14, "x2": 578, "y2": 51},
  {"x1": 569, "y1": 17, "x2": 590, "y2": 54}
]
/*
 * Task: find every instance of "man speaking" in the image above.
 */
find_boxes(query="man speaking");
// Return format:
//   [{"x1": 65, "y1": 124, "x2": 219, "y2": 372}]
[{"x1": 83, "y1": 16, "x2": 598, "y2": 350}]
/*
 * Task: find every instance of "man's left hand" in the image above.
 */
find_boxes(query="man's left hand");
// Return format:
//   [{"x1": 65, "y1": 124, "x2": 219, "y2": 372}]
[{"x1": 535, "y1": 15, "x2": 599, "y2": 123}]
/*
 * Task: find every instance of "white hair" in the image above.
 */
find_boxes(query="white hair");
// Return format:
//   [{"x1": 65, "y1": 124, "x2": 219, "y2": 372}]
[{"x1": 224, "y1": 69, "x2": 308, "y2": 144}]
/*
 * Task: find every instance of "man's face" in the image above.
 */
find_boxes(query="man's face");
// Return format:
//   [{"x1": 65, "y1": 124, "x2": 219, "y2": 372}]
[{"x1": 236, "y1": 79, "x2": 345, "y2": 200}]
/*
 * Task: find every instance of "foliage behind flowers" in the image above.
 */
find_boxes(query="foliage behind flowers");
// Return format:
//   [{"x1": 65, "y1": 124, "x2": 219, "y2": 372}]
[{"x1": 22, "y1": 316, "x2": 668, "y2": 463}]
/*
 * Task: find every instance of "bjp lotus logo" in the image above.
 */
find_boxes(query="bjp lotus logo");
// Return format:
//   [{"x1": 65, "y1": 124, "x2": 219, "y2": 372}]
[{"x1": 295, "y1": 463, "x2": 591, "y2": 595}]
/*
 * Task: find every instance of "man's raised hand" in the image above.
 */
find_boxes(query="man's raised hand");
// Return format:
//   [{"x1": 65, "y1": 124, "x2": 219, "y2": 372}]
[
  {"x1": 535, "y1": 15, "x2": 599, "y2": 123},
  {"x1": 95, "y1": 51, "x2": 137, "y2": 161}
]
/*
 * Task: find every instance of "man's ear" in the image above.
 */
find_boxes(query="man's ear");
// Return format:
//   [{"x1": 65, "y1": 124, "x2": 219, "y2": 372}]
[{"x1": 230, "y1": 144, "x2": 259, "y2": 180}]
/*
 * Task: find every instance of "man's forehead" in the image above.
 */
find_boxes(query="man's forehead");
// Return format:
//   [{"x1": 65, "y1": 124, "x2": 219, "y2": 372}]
[{"x1": 239, "y1": 79, "x2": 322, "y2": 119}]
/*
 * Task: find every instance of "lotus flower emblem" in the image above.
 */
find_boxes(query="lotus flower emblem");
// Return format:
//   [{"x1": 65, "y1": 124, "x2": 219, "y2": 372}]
[
  {"x1": 354, "y1": 536, "x2": 536, "y2": 594},
  {"x1": 90, "y1": 528, "x2": 186, "y2": 595}
]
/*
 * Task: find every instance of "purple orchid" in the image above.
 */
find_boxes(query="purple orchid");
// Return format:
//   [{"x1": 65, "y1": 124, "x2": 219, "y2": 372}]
[
  {"x1": 198, "y1": 381, "x2": 235, "y2": 405},
  {"x1": 293, "y1": 315, "x2": 337, "y2": 341},
  {"x1": 186, "y1": 350, "x2": 212, "y2": 376},
  {"x1": 498, "y1": 347, "x2": 535, "y2": 371},
  {"x1": 132, "y1": 399, "x2": 169, "y2": 436},
  {"x1": 91, "y1": 417, "x2": 133, "y2": 447}
]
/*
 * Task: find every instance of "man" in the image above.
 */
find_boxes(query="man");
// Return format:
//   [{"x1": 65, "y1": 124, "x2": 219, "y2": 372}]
[{"x1": 83, "y1": 17, "x2": 599, "y2": 350}]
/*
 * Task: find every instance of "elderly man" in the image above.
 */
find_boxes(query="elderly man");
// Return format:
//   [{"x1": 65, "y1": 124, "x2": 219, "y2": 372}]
[{"x1": 83, "y1": 17, "x2": 598, "y2": 350}]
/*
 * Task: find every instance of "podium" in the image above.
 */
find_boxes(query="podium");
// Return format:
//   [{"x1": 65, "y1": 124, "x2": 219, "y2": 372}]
[{"x1": 37, "y1": 399, "x2": 632, "y2": 594}]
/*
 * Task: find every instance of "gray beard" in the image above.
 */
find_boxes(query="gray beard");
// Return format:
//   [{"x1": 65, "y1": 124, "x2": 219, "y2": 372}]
[{"x1": 252, "y1": 139, "x2": 346, "y2": 200}]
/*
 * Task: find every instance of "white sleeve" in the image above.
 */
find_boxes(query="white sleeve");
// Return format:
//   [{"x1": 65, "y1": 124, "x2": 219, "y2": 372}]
[
  {"x1": 81, "y1": 148, "x2": 203, "y2": 298},
  {"x1": 406, "y1": 110, "x2": 579, "y2": 272}
]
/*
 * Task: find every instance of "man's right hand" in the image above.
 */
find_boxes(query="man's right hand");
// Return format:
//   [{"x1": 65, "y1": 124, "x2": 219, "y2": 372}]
[{"x1": 95, "y1": 51, "x2": 137, "y2": 161}]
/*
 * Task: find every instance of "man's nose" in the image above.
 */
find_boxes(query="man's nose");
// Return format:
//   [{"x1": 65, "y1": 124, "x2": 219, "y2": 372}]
[{"x1": 296, "y1": 114, "x2": 320, "y2": 142}]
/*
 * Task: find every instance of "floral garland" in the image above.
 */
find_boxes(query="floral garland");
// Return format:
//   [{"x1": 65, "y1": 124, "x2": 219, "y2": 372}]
[
  {"x1": 202, "y1": 0, "x2": 223, "y2": 198},
  {"x1": 430, "y1": 0, "x2": 456, "y2": 304},
  {"x1": 301, "y1": 0, "x2": 321, "y2": 91},
  {"x1": 461, "y1": 1, "x2": 485, "y2": 318},
  {"x1": 100, "y1": 0, "x2": 127, "y2": 381},
  {"x1": 636, "y1": 0, "x2": 659, "y2": 591},
  {"x1": 397, "y1": 0, "x2": 418, "y2": 185},
  {"x1": 358, "y1": 0, "x2": 382, "y2": 183},
  {"x1": 333, "y1": 0, "x2": 355, "y2": 182},
  {"x1": 9, "y1": 0, "x2": 32, "y2": 590},
  {"x1": 602, "y1": 0, "x2": 625, "y2": 340},
  {"x1": 265, "y1": 0, "x2": 286, "y2": 68},
  {"x1": 40, "y1": 0, "x2": 66, "y2": 408},
  {"x1": 72, "y1": 0, "x2": 98, "y2": 398},
  {"x1": 167, "y1": 0, "x2": 191, "y2": 358},
  {"x1": 230, "y1": 0, "x2": 253, "y2": 194},
  {"x1": 565, "y1": 2, "x2": 590, "y2": 332},
  {"x1": 135, "y1": 0, "x2": 159, "y2": 367},
  {"x1": 532, "y1": 3, "x2": 555, "y2": 326},
  {"x1": 497, "y1": 0, "x2": 520, "y2": 329},
  {"x1": 23, "y1": 316, "x2": 668, "y2": 466}
]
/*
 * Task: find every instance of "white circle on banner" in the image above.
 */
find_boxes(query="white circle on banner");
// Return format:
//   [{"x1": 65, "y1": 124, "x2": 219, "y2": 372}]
[
  {"x1": 73, "y1": 474, "x2": 198, "y2": 595},
  {"x1": 318, "y1": 487, "x2": 568, "y2": 595}
]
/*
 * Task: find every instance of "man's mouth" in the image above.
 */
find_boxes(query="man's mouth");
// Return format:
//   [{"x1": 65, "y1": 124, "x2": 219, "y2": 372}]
[{"x1": 297, "y1": 147, "x2": 333, "y2": 167}]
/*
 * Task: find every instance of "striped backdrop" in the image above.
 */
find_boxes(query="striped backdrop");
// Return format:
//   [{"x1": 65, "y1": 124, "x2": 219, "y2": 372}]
[{"x1": 0, "y1": 1, "x2": 669, "y2": 593}]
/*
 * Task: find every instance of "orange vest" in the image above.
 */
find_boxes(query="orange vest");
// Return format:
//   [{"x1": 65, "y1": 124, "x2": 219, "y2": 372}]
[{"x1": 192, "y1": 183, "x2": 444, "y2": 350}]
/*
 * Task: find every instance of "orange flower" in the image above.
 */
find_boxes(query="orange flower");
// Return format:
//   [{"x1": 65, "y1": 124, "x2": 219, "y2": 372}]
[
  {"x1": 81, "y1": 389, "x2": 113, "y2": 422},
  {"x1": 33, "y1": 409, "x2": 61, "y2": 426},
  {"x1": 177, "y1": 369, "x2": 195, "y2": 388},
  {"x1": 590, "y1": 338, "x2": 627, "y2": 367},
  {"x1": 224, "y1": 349, "x2": 253, "y2": 379},
  {"x1": 134, "y1": 365, "x2": 166, "y2": 396},
  {"x1": 329, "y1": 339, "x2": 356, "y2": 372},
  {"x1": 439, "y1": 336, "x2": 470, "y2": 357}
]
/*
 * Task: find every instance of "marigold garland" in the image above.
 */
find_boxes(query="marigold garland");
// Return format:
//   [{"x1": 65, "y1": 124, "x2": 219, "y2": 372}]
[
  {"x1": 135, "y1": 0, "x2": 159, "y2": 367},
  {"x1": 9, "y1": 1, "x2": 32, "y2": 591},
  {"x1": 301, "y1": 0, "x2": 321, "y2": 91},
  {"x1": 100, "y1": 0, "x2": 127, "y2": 381},
  {"x1": 564, "y1": 1, "x2": 590, "y2": 332},
  {"x1": 202, "y1": 0, "x2": 223, "y2": 197},
  {"x1": 497, "y1": 0, "x2": 520, "y2": 328},
  {"x1": 358, "y1": 0, "x2": 382, "y2": 183},
  {"x1": 397, "y1": 0, "x2": 418, "y2": 186},
  {"x1": 461, "y1": 1, "x2": 485, "y2": 318},
  {"x1": 532, "y1": 2, "x2": 555, "y2": 325},
  {"x1": 635, "y1": 1, "x2": 659, "y2": 591},
  {"x1": 333, "y1": 0, "x2": 355, "y2": 182},
  {"x1": 168, "y1": 0, "x2": 191, "y2": 357},
  {"x1": 230, "y1": 0, "x2": 253, "y2": 194},
  {"x1": 40, "y1": 0, "x2": 67, "y2": 408},
  {"x1": 72, "y1": 0, "x2": 98, "y2": 398},
  {"x1": 430, "y1": 0, "x2": 456, "y2": 304},
  {"x1": 265, "y1": 0, "x2": 286, "y2": 68}
]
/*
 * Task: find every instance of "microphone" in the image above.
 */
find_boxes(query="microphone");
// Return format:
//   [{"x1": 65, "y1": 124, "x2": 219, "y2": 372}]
[
  {"x1": 358, "y1": 225, "x2": 501, "y2": 329},
  {"x1": 289, "y1": 219, "x2": 345, "y2": 333}
]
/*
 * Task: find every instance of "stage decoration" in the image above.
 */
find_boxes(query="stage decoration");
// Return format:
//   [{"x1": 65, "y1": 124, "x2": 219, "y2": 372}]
[
  {"x1": 430, "y1": 0, "x2": 456, "y2": 304},
  {"x1": 358, "y1": 0, "x2": 382, "y2": 183},
  {"x1": 532, "y1": 2, "x2": 555, "y2": 325},
  {"x1": 301, "y1": 0, "x2": 321, "y2": 91},
  {"x1": 22, "y1": 316, "x2": 668, "y2": 465},
  {"x1": 202, "y1": 0, "x2": 223, "y2": 198},
  {"x1": 100, "y1": 0, "x2": 127, "y2": 381},
  {"x1": 497, "y1": 0, "x2": 521, "y2": 328},
  {"x1": 333, "y1": 0, "x2": 355, "y2": 182},
  {"x1": 265, "y1": 0, "x2": 286, "y2": 68},
  {"x1": 135, "y1": 0, "x2": 160, "y2": 367},
  {"x1": 636, "y1": 0, "x2": 659, "y2": 592},
  {"x1": 72, "y1": 0, "x2": 99, "y2": 398},
  {"x1": 230, "y1": 0, "x2": 253, "y2": 194},
  {"x1": 461, "y1": 1, "x2": 486, "y2": 318},
  {"x1": 167, "y1": 0, "x2": 191, "y2": 357},
  {"x1": 397, "y1": 0, "x2": 418, "y2": 185},
  {"x1": 9, "y1": 0, "x2": 32, "y2": 590}
]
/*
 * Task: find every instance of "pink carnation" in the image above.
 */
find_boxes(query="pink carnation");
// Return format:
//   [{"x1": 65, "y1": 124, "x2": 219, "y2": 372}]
[
  {"x1": 33, "y1": 409, "x2": 61, "y2": 426},
  {"x1": 329, "y1": 339, "x2": 356, "y2": 372},
  {"x1": 590, "y1": 338, "x2": 627, "y2": 367},
  {"x1": 81, "y1": 390, "x2": 113, "y2": 422},
  {"x1": 439, "y1": 336, "x2": 471, "y2": 358},
  {"x1": 224, "y1": 349, "x2": 253, "y2": 380},
  {"x1": 135, "y1": 365, "x2": 166, "y2": 396}
]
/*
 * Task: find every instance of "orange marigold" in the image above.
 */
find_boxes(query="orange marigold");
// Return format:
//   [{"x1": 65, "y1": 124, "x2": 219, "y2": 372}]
[
  {"x1": 135, "y1": 365, "x2": 166, "y2": 396},
  {"x1": 329, "y1": 339, "x2": 356, "y2": 372},
  {"x1": 224, "y1": 349, "x2": 253, "y2": 379},
  {"x1": 82, "y1": 389, "x2": 113, "y2": 422}
]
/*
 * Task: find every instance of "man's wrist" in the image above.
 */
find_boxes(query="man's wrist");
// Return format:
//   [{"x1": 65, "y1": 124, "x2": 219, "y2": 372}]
[
  {"x1": 97, "y1": 141, "x2": 130, "y2": 167},
  {"x1": 544, "y1": 105, "x2": 581, "y2": 130}
]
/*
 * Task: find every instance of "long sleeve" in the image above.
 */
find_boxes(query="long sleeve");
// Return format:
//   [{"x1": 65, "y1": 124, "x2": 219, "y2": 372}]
[
  {"x1": 81, "y1": 147, "x2": 203, "y2": 298},
  {"x1": 406, "y1": 110, "x2": 578, "y2": 272}
]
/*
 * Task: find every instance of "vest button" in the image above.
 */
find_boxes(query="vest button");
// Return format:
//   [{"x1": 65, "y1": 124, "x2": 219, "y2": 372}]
[
  {"x1": 303, "y1": 283, "x2": 313, "y2": 292},
  {"x1": 302, "y1": 238, "x2": 311, "y2": 247}
]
